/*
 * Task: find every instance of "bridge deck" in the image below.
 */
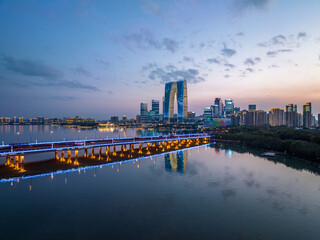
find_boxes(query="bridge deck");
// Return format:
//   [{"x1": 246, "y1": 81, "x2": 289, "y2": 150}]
[{"x1": 0, "y1": 133, "x2": 210, "y2": 156}]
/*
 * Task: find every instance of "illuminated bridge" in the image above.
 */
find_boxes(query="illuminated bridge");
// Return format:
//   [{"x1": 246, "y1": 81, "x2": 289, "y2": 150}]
[{"x1": 0, "y1": 133, "x2": 211, "y2": 174}]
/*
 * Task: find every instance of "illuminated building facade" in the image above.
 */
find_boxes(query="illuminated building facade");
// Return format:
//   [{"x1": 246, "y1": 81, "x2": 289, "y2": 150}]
[
  {"x1": 285, "y1": 104, "x2": 297, "y2": 127},
  {"x1": 303, "y1": 102, "x2": 312, "y2": 128},
  {"x1": 225, "y1": 99, "x2": 234, "y2": 117},
  {"x1": 269, "y1": 108, "x2": 285, "y2": 126},
  {"x1": 248, "y1": 104, "x2": 256, "y2": 111},
  {"x1": 163, "y1": 80, "x2": 188, "y2": 122},
  {"x1": 203, "y1": 107, "x2": 212, "y2": 119},
  {"x1": 152, "y1": 99, "x2": 160, "y2": 122},
  {"x1": 212, "y1": 98, "x2": 224, "y2": 117},
  {"x1": 140, "y1": 102, "x2": 148, "y2": 122}
]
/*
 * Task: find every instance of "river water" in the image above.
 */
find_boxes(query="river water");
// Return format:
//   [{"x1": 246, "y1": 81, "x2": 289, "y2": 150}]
[{"x1": 0, "y1": 126, "x2": 320, "y2": 239}]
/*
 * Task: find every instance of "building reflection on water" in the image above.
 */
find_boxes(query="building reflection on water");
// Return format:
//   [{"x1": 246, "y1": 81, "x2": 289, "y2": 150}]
[
  {"x1": 165, "y1": 151, "x2": 187, "y2": 174},
  {"x1": 225, "y1": 149, "x2": 234, "y2": 158}
]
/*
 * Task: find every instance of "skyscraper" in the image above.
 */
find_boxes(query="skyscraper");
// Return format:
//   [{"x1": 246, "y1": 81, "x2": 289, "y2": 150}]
[
  {"x1": 318, "y1": 114, "x2": 320, "y2": 127},
  {"x1": 303, "y1": 102, "x2": 312, "y2": 128},
  {"x1": 163, "y1": 80, "x2": 188, "y2": 122},
  {"x1": 140, "y1": 102, "x2": 148, "y2": 122},
  {"x1": 225, "y1": 99, "x2": 234, "y2": 117},
  {"x1": 203, "y1": 107, "x2": 212, "y2": 119},
  {"x1": 152, "y1": 99, "x2": 160, "y2": 122},
  {"x1": 286, "y1": 104, "x2": 298, "y2": 127},
  {"x1": 248, "y1": 105, "x2": 256, "y2": 111},
  {"x1": 213, "y1": 98, "x2": 224, "y2": 117},
  {"x1": 269, "y1": 108, "x2": 285, "y2": 126}
]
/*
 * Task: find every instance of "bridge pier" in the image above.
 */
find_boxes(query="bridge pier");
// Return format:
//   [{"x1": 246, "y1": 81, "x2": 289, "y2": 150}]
[
  {"x1": 60, "y1": 151, "x2": 65, "y2": 162},
  {"x1": 98, "y1": 147, "x2": 102, "y2": 160},
  {"x1": 106, "y1": 146, "x2": 109, "y2": 156},
  {"x1": 15, "y1": 156, "x2": 19, "y2": 170},
  {"x1": 130, "y1": 144, "x2": 134, "y2": 153},
  {"x1": 67, "y1": 150, "x2": 72, "y2": 164},
  {"x1": 120, "y1": 145, "x2": 124, "y2": 157},
  {"x1": 19, "y1": 155, "x2": 25, "y2": 172},
  {"x1": 10, "y1": 156, "x2": 14, "y2": 167},
  {"x1": 5, "y1": 156, "x2": 10, "y2": 166},
  {"x1": 84, "y1": 148, "x2": 88, "y2": 158},
  {"x1": 55, "y1": 150, "x2": 59, "y2": 160},
  {"x1": 138, "y1": 143, "x2": 142, "y2": 154},
  {"x1": 146, "y1": 143, "x2": 151, "y2": 155},
  {"x1": 74, "y1": 150, "x2": 79, "y2": 165},
  {"x1": 91, "y1": 148, "x2": 95, "y2": 159},
  {"x1": 113, "y1": 146, "x2": 117, "y2": 156}
]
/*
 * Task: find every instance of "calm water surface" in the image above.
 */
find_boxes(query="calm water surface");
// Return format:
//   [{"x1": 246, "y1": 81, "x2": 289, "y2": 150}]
[{"x1": 0, "y1": 126, "x2": 320, "y2": 239}]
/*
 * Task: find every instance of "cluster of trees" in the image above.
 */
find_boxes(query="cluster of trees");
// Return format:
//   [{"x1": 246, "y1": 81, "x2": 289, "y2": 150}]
[{"x1": 221, "y1": 126, "x2": 320, "y2": 163}]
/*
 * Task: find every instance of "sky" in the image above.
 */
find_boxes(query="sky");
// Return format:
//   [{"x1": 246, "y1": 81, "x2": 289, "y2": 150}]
[{"x1": 0, "y1": 0, "x2": 320, "y2": 120}]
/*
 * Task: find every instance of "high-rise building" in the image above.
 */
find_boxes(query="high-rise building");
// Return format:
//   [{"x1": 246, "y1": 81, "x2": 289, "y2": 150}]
[
  {"x1": 122, "y1": 115, "x2": 127, "y2": 123},
  {"x1": 269, "y1": 108, "x2": 285, "y2": 126},
  {"x1": 163, "y1": 80, "x2": 188, "y2": 122},
  {"x1": 318, "y1": 114, "x2": 320, "y2": 127},
  {"x1": 152, "y1": 99, "x2": 160, "y2": 122},
  {"x1": 140, "y1": 102, "x2": 148, "y2": 122},
  {"x1": 187, "y1": 112, "x2": 196, "y2": 119},
  {"x1": 148, "y1": 110, "x2": 155, "y2": 122},
  {"x1": 234, "y1": 107, "x2": 240, "y2": 114},
  {"x1": 203, "y1": 107, "x2": 212, "y2": 119},
  {"x1": 110, "y1": 116, "x2": 119, "y2": 123},
  {"x1": 286, "y1": 104, "x2": 298, "y2": 127},
  {"x1": 225, "y1": 99, "x2": 234, "y2": 117},
  {"x1": 303, "y1": 102, "x2": 312, "y2": 128},
  {"x1": 256, "y1": 110, "x2": 267, "y2": 126},
  {"x1": 213, "y1": 98, "x2": 224, "y2": 117},
  {"x1": 248, "y1": 105, "x2": 256, "y2": 111}
]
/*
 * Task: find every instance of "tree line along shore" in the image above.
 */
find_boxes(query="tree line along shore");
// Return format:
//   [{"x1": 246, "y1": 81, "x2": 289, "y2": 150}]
[{"x1": 221, "y1": 127, "x2": 320, "y2": 163}]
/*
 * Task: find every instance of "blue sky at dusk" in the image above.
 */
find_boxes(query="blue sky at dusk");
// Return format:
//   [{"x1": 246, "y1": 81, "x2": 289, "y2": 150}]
[{"x1": 1, "y1": 0, "x2": 320, "y2": 119}]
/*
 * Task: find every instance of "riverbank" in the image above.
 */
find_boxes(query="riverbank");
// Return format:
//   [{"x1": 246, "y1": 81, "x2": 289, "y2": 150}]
[{"x1": 221, "y1": 127, "x2": 320, "y2": 164}]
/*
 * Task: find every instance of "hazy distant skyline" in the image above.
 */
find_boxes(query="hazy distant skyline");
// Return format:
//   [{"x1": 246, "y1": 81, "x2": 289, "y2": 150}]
[{"x1": 1, "y1": 0, "x2": 320, "y2": 119}]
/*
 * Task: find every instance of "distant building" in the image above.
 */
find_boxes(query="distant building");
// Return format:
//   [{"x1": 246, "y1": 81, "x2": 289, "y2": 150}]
[
  {"x1": 234, "y1": 107, "x2": 240, "y2": 115},
  {"x1": 269, "y1": 108, "x2": 285, "y2": 126},
  {"x1": 303, "y1": 102, "x2": 312, "y2": 128},
  {"x1": 248, "y1": 105, "x2": 256, "y2": 111},
  {"x1": 297, "y1": 113, "x2": 303, "y2": 127},
  {"x1": 136, "y1": 114, "x2": 140, "y2": 123},
  {"x1": 203, "y1": 107, "x2": 212, "y2": 119},
  {"x1": 122, "y1": 115, "x2": 127, "y2": 123},
  {"x1": 148, "y1": 110, "x2": 156, "y2": 122},
  {"x1": 110, "y1": 116, "x2": 119, "y2": 123},
  {"x1": 311, "y1": 115, "x2": 316, "y2": 127},
  {"x1": 318, "y1": 114, "x2": 320, "y2": 127},
  {"x1": 285, "y1": 104, "x2": 298, "y2": 127},
  {"x1": 212, "y1": 98, "x2": 224, "y2": 118},
  {"x1": 256, "y1": 110, "x2": 267, "y2": 126},
  {"x1": 140, "y1": 102, "x2": 148, "y2": 122},
  {"x1": 152, "y1": 99, "x2": 160, "y2": 122},
  {"x1": 187, "y1": 112, "x2": 196, "y2": 119},
  {"x1": 224, "y1": 99, "x2": 234, "y2": 117}
]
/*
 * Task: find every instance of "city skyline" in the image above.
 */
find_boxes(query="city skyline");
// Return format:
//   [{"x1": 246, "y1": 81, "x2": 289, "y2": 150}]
[{"x1": 1, "y1": 0, "x2": 320, "y2": 119}]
